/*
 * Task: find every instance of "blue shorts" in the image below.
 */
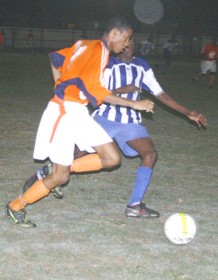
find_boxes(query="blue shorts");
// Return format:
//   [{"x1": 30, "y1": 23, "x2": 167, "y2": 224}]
[{"x1": 93, "y1": 115, "x2": 150, "y2": 157}]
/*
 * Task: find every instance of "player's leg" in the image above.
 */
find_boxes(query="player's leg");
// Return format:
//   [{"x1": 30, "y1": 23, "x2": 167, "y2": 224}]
[
  {"x1": 55, "y1": 122, "x2": 120, "y2": 199},
  {"x1": 22, "y1": 161, "x2": 63, "y2": 197},
  {"x1": 7, "y1": 100, "x2": 75, "y2": 226},
  {"x1": 193, "y1": 60, "x2": 207, "y2": 81},
  {"x1": 164, "y1": 50, "x2": 170, "y2": 65},
  {"x1": 111, "y1": 121, "x2": 159, "y2": 218},
  {"x1": 56, "y1": 115, "x2": 121, "y2": 175},
  {"x1": 124, "y1": 137, "x2": 160, "y2": 218},
  {"x1": 22, "y1": 140, "x2": 120, "y2": 194},
  {"x1": 22, "y1": 110, "x2": 120, "y2": 192},
  {"x1": 69, "y1": 141, "x2": 120, "y2": 173},
  {"x1": 208, "y1": 61, "x2": 216, "y2": 87},
  {"x1": 193, "y1": 72, "x2": 204, "y2": 80},
  {"x1": 22, "y1": 145, "x2": 88, "y2": 196},
  {"x1": 208, "y1": 72, "x2": 215, "y2": 87},
  {"x1": 6, "y1": 163, "x2": 71, "y2": 227}
]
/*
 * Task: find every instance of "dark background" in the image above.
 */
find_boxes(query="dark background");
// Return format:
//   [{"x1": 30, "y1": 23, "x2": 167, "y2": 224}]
[{"x1": 0, "y1": 0, "x2": 217, "y2": 36}]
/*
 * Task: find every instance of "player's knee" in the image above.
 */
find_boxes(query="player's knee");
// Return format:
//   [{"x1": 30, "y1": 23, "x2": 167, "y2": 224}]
[
  {"x1": 102, "y1": 153, "x2": 121, "y2": 169},
  {"x1": 153, "y1": 149, "x2": 158, "y2": 163},
  {"x1": 148, "y1": 149, "x2": 158, "y2": 164},
  {"x1": 51, "y1": 171, "x2": 70, "y2": 186},
  {"x1": 142, "y1": 149, "x2": 158, "y2": 166}
]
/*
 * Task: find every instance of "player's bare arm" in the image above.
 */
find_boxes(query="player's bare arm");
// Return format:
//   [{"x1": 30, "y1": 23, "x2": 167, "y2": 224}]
[
  {"x1": 112, "y1": 85, "x2": 142, "y2": 95},
  {"x1": 103, "y1": 94, "x2": 154, "y2": 113},
  {"x1": 157, "y1": 92, "x2": 207, "y2": 128},
  {"x1": 187, "y1": 111, "x2": 207, "y2": 128}
]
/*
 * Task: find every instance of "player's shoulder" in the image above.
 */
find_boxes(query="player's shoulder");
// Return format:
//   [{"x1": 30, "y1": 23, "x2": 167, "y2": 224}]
[
  {"x1": 82, "y1": 39, "x2": 100, "y2": 47},
  {"x1": 75, "y1": 39, "x2": 104, "y2": 50},
  {"x1": 132, "y1": 56, "x2": 151, "y2": 70},
  {"x1": 108, "y1": 56, "x2": 121, "y2": 67},
  {"x1": 109, "y1": 55, "x2": 120, "y2": 63}
]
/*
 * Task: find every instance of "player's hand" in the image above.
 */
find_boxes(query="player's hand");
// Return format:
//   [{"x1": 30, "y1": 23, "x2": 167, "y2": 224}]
[
  {"x1": 132, "y1": 99, "x2": 154, "y2": 113},
  {"x1": 113, "y1": 85, "x2": 142, "y2": 95},
  {"x1": 187, "y1": 111, "x2": 208, "y2": 128}
]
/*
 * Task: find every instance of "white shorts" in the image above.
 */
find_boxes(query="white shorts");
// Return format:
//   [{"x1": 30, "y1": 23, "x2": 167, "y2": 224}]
[
  {"x1": 33, "y1": 101, "x2": 112, "y2": 166},
  {"x1": 200, "y1": 60, "x2": 216, "y2": 74}
]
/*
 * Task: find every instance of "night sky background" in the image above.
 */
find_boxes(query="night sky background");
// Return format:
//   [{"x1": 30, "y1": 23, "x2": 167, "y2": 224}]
[{"x1": 0, "y1": 0, "x2": 217, "y2": 36}]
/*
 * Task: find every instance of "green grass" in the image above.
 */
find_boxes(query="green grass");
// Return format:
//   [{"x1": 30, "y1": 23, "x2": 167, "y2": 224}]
[{"x1": 0, "y1": 51, "x2": 217, "y2": 280}]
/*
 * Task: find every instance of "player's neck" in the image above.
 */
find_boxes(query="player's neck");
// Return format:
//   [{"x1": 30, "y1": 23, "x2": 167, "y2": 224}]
[{"x1": 119, "y1": 54, "x2": 133, "y2": 62}]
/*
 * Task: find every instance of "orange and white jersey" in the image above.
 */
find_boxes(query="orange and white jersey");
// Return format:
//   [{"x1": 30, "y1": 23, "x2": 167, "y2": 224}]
[
  {"x1": 49, "y1": 40, "x2": 111, "y2": 108},
  {"x1": 201, "y1": 44, "x2": 218, "y2": 61}
]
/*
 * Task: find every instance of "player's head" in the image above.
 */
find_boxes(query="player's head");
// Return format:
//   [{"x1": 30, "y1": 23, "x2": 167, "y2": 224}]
[
  {"x1": 118, "y1": 37, "x2": 135, "y2": 61},
  {"x1": 103, "y1": 15, "x2": 133, "y2": 54}
]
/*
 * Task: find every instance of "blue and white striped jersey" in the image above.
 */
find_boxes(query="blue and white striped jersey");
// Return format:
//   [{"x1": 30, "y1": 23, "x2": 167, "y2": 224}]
[{"x1": 93, "y1": 56, "x2": 163, "y2": 124}]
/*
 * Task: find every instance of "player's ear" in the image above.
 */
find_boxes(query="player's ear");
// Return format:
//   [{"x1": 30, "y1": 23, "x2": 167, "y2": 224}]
[{"x1": 110, "y1": 28, "x2": 119, "y2": 39}]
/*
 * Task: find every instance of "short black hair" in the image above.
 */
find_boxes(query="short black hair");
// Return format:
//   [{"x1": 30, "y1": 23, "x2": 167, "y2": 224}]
[{"x1": 104, "y1": 15, "x2": 133, "y2": 35}]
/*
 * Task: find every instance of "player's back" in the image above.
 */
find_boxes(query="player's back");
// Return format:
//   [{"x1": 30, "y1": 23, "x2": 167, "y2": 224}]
[{"x1": 51, "y1": 39, "x2": 110, "y2": 106}]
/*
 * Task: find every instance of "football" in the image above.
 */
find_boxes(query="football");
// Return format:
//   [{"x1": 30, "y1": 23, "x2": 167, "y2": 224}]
[{"x1": 164, "y1": 213, "x2": 197, "y2": 245}]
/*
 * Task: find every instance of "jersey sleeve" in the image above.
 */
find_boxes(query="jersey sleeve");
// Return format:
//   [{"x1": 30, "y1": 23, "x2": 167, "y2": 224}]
[
  {"x1": 141, "y1": 61, "x2": 164, "y2": 96},
  {"x1": 48, "y1": 47, "x2": 72, "y2": 72}
]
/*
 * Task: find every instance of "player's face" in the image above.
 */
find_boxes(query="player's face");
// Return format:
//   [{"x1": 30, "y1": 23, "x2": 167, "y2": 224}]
[
  {"x1": 124, "y1": 38, "x2": 134, "y2": 55},
  {"x1": 118, "y1": 38, "x2": 135, "y2": 60},
  {"x1": 109, "y1": 28, "x2": 133, "y2": 54}
]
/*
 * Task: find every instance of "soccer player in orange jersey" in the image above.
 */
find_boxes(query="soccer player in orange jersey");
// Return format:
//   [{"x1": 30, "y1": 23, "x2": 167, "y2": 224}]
[
  {"x1": 22, "y1": 37, "x2": 208, "y2": 221},
  {"x1": 6, "y1": 16, "x2": 155, "y2": 228},
  {"x1": 193, "y1": 37, "x2": 218, "y2": 88}
]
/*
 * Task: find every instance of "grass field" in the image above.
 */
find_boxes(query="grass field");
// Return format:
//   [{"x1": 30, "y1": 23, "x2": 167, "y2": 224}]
[{"x1": 0, "y1": 50, "x2": 217, "y2": 280}]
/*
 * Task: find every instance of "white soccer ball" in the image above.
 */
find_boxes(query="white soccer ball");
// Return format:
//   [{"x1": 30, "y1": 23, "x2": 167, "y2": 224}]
[{"x1": 164, "y1": 213, "x2": 197, "y2": 245}]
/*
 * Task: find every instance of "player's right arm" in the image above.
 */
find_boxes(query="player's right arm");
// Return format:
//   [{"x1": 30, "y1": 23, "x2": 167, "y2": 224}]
[
  {"x1": 157, "y1": 92, "x2": 207, "y2": 128},
  {"x1": 102, "y1": 94, "x2": 154, "y2": 113}
]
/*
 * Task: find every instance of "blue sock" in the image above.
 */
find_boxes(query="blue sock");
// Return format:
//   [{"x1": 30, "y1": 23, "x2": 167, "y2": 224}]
[{"x1": 128, "y1": 166, "x2": 153, "y2": 206}]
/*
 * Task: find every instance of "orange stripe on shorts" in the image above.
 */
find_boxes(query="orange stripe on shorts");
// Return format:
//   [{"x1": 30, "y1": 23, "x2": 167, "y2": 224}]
[{"x1": 49, "y1": 96, "x2": 66, "y2": 143}]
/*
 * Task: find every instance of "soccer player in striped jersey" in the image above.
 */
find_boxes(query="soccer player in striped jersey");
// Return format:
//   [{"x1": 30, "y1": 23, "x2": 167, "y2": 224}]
[
  {"x1": 6, "y1": 16, "x2": 155, "y2": 228},
  {"x1": 92, "y1": 37, "x2": 207, "y2": 218}
]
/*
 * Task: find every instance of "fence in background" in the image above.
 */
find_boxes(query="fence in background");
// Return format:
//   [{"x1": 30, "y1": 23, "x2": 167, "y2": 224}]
[{"x1": 0, "y1": 26, "x2": 212, "y2": 57}]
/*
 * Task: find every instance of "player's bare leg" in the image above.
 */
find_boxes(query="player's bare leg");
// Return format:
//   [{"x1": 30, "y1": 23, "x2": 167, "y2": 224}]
[
  {"x1": 208, "y1": 73, "x2": 215, "y2": 88},
  {"x1": 124, "y1": 137, "x2": 160, "y2": 218},
  {"x1": 7, "y1": 142, "x2": 121, "y2": 227},
  {"x1": 127, "y1": 137, "x2": 158, "y2": 168},
  {"x1": 6, "y1": 164, "x2": 71, "y2": 227},
  {"x1": 93, "y1": 142, "x2": 121, "y2": 169},
  {"x1": 193, "y1": 72, "x2": 204, "y2": 81},
  {"x1": 23, "y1": 142, "x2": 120, "y2": 194}
]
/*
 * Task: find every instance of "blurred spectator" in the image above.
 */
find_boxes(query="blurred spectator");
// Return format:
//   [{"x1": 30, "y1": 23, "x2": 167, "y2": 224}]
[
  {"x1": 26, "y1": 30, "x2": 34, "y2": 48},
  {"x1": 0, "y1": 30, "x2": 5, "y2": 49},
  {"x1": 193, "y1": 37, "x2": 218, "y2": 88},
  {"x1": 140, "y1": 38, "x2": 154, "y2": 58},
  {"x1": 163, "y1": 39, "x2": 178, "y2": 66}
]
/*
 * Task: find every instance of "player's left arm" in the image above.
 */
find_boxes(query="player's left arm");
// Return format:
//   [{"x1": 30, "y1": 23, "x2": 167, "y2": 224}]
[
  {"x1": 112, "y1": 85, "x2": 141, "y2": 95},
  {"x1": 157, "y1": 92, "x2": 207, "y2": 128}
]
